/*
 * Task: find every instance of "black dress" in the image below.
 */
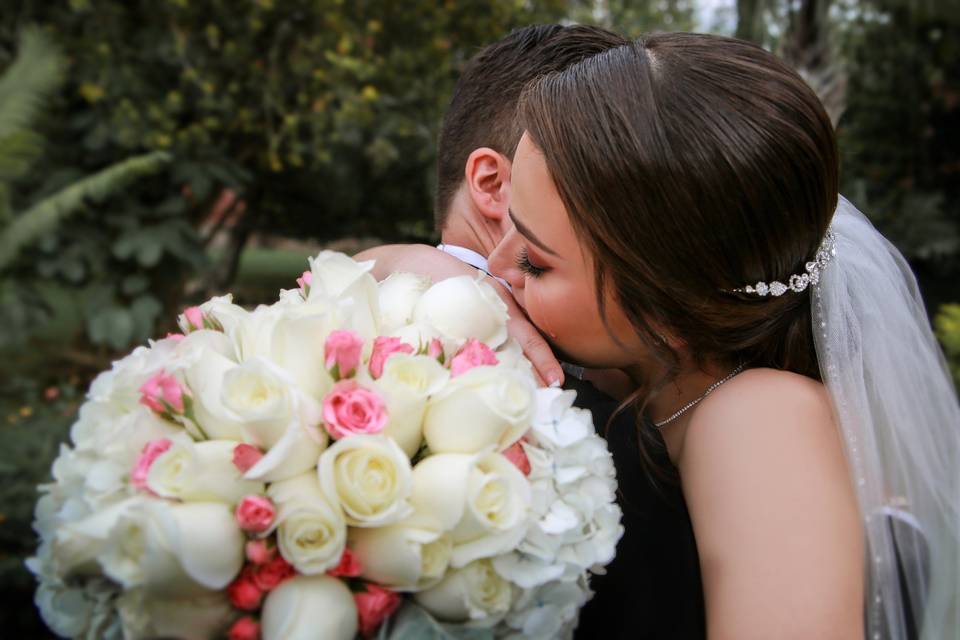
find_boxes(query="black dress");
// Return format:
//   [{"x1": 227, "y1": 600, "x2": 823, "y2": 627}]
[{"x1": 568, "y1": 379, "x2": 706, "y2": 639}]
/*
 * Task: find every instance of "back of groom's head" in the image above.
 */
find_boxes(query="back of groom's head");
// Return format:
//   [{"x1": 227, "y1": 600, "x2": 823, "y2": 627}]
[{"x1": 433, "y1": 23, "x2": 629, "y2": 230}]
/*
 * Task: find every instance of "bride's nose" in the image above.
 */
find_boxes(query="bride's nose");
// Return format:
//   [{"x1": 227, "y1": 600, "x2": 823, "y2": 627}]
[{"x1": 488, "y1": 229, "x2": 525, "y2": 297}]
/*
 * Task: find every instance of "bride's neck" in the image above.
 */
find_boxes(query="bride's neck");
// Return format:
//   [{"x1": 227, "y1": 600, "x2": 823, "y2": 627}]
[{"x1": 624, "y1": 359, "x2": 733, "y2": 425}]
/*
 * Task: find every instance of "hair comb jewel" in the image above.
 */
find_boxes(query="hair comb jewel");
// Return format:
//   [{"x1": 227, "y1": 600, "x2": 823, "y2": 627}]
[{"x1": 733, "y1": 229, "x2": 836, "y2": 297}]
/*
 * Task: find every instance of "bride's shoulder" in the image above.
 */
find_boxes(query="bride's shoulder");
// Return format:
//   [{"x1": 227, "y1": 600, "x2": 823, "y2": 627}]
[{"x1": 680, "y1": 367, "x2": 839, "y2": 472}]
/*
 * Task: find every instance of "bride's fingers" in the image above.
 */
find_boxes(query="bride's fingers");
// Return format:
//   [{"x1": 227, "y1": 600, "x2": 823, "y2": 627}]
[{"x1": 488, "y1": 280, "x2": 564, "y2": 388}]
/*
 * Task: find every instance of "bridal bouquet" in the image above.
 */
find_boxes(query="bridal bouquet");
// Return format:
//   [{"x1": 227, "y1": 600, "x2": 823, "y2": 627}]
[{"x1": 28, "y1": 252, "x2": 623, "y2": 640}]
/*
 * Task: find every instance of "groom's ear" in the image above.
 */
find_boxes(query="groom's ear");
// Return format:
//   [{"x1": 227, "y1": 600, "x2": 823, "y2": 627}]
[{"x1": 464, "y1": 147, "x2": 511, "y2": 223}]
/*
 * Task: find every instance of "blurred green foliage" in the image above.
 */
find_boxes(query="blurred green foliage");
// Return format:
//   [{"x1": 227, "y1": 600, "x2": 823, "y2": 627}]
[
  {"x1": 0, "y1": 28, "x2": 175, "y2": 354},
  {"x1": 838, "y1": 0, "x2": 960, "y2": 270},
  {"x1": 934, "y1": 304, "x2": 960, "y2": 387}
]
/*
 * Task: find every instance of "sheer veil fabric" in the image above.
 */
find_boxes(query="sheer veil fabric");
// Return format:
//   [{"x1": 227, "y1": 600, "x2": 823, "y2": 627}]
[{"x1": 812, "y1": 196, "x2": 960, "y2": 638}]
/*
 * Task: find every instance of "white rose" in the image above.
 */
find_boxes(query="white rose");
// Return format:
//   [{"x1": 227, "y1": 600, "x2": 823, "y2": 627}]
[
  {"x1": 378, "y1": 271, "x2": 432, "y2": 333},
  {"x1": 192, "y1": 294, "x2": 249, "y2": 336},
  {"x1": 212, "y1": 356, "x2": 327, "y2": 481},
  {"x1": 305, "y1": 251, "x2": 380, "y2": 335},
  {"x1": 116, "y1": 588, "x2": 232, "y2": 640},
  {"x1": 413, "y1": 274, "x2": 508, "y2": 348},
  {"x1": 146, "y1": 440, "x2": 264, "y2": 503},
  {"x1": 409, "y1": 452, "x2": 531, "y2": 567},
  {"x1": 261, "y1": 575, "x2": 358, "y2": 640},
  {"x1": 99, "y1": 498, "x2": 244, "y2": 595},
  {"x1": 179, "y1": 330, "x2": 245, "y2": 440},
  {"x1": 414, "y1": 558, "x2": 512, "y2": 625},
  {"x1": 318, "y1": 434, "x2": 413, "y2": 527},
  {"x1": 423, "y1": 366, "x2": 534, "y2": 454},
  {"x1": 374, "y1": 354, "x2": 450, "y2": 457},
  {"x1": 349, "y1": 523, "x2": 452, "y2": 591},
  {"x1": 268, "y1": 472, "x2": 347, "y2": 574}
]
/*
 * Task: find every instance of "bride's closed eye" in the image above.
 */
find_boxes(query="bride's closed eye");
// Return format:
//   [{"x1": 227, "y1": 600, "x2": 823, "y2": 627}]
[{"x1": 516, "y1": 247, "x2": 548, "y2": 278}]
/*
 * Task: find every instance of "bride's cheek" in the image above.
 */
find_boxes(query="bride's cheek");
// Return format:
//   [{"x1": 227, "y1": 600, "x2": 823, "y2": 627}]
[{"x1": 524, "y1": 283, "x2": 560, "y2": 341}]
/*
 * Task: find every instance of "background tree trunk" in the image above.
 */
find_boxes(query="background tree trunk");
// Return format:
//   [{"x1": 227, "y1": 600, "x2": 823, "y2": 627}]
[{"x1": 777, "y1": 0, "x2": 848, "y2": 126}]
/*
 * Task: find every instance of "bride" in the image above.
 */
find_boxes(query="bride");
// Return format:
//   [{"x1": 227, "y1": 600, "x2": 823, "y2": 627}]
[{"x1": 370, "y1": 32, "x2": 960, "y2": 638}]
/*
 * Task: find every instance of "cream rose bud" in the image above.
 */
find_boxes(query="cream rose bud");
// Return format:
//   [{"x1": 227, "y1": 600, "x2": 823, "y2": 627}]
[
  {"x1": 305, "y1": 252, "x2": 380, "y2": 332},
  {"x1": 374, "y1": 354, "x2": 450, "y2": 457},
  {"x1": 409, "y1": 452, "x2": 531, "y2": 568},
  {"x1": 348, "y1": 524, "x2": 452, "y2": 591},
  {"x1": 268, "y1": 473, "x2": 346, "y2": 574},
  {"x1": 146, "y1": 440, "x2": 264, "y2": 503},
  {"x1": 413, "y1": 274, "x2": 508, "y2": 348},
  {"x1": 414, "y1": 559, "x2": 512, "y2": 625},
  {"x1": 261, "y1": 575, "x2": 357, "y2": 640},
  {"x1": 378, "y1": 271, "x2": 432, "y2": 333},
  {"x1": 100, "y1": 499, "x2": 244, "y2": 595},
  {"x1": 423, "y1": 365, "x2": 534, "y2": 454},
  {"x1": 318, "y1": 434, "x2": 413, "y2": 527}
]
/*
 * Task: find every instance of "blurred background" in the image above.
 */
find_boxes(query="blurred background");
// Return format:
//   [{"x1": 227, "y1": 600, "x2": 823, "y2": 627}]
[{"x1": 1, "y1": 0, "x2": 957, "y2": 634}]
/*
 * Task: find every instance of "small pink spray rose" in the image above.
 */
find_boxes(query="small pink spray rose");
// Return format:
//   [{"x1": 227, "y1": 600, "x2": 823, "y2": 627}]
[
  {"x1": 232, "y1": 443, "x2": 264, "y2": 474},
  {"x1": 227, "y1": 616, "x2": 261, "y2": 640},
  {"x1": 449, "y1": 338, "x2": 499, "y2": 377},
  {"x1": 296, "y1": 270, "x2": 312, "y2": 295},
  {"x1": 139, "y1": 370, "x2": 186, "y2": 415},
  {"x1": 327, "y1": 547, "x2": 363, "y2": 578},
  {"x1": 235, "y1": 496, "x2": 276, "y2": 533},
  {"x1": 227, "y1": 567, "x2": 264, "y2": 611},
  {"x1": 245, "y1": 539, "x2": 277, "y2": 565},
  {"x1": 322, "y1": 380, "x2": 389, "y2": 439},
  {"x1": 252, "y1": 554, "x2": 296, "y2": 591},
  {"x1": 501, "y1": 439, "x2": 532, "y2": 476},
  {"x1": 183, "y1": 306, "x2": 204, "y2": 331},
  {"x1": 130, "y1": 438, "x2": 173, "y2": 490},
  {"x1": 368, "y1": 336, "x2": 414, "y2": 379},
  {"x1": 355, "y1": 583, "x2": 402, "y2": 637},
  {"x1": 324, "y1": 329, "x2": 364, "y2": 379}
]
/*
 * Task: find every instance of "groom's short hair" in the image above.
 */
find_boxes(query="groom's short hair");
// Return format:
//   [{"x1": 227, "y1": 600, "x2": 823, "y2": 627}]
[{"x1": 433, "y1": 24, "x2": 628, "y2": 229}]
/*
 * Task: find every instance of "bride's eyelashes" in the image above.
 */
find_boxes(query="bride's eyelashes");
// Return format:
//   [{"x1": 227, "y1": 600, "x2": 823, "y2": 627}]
[{"x1": 516, "y1": 246, "x2": 548, "y2": 278}]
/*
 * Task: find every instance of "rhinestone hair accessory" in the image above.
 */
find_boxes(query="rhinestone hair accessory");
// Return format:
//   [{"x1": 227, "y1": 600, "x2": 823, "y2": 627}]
[{"x1": 733, "y1": 229, "x2": 837, "y2": 297}]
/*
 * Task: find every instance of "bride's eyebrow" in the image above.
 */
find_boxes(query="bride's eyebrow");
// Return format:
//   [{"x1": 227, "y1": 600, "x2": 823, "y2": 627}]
[{"x1": 508, "y1": 209, "x2": 559, "y2": 257}]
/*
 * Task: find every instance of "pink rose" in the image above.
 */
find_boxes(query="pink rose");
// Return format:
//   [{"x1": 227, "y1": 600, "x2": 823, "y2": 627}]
[
  {"x1": 233, "y1": 444, "x2": 264, "y2": 474},
  {"x1": 368, "y1": 336, "x2": 414, "y2": 379},
  {"x1": 245, "y1": 539, "x2": 277, "y2": 565},
  {"x1": 235, "y1": 496, "x2": 276, "y2": 533},
  {"x1": 501, "y1": 439, "x2": 531, "y2": 476},
  {"x1": 227, "y1": 567, "x2": 264, "y2": 611},
  {"x1": 228, "y1": 616, "x2": 261, "y2": 640},
  {"x1": 355, "y1": 583, "x2": 401, "y2": 638},
  {"x1": 296, "y1": 270, "x2": 312, "y2": 293},
  {"x1": 139, "y1": 370, "x2": 186, "y2": 415},
  {"x1": 183, "y1": 306, "x2": 204, "y2": 331},
  {"x1": 322, "y1": 381, "x2": 388, "y2": 439},
  {"x1": 428, "y1": 338, "x2": 444, "y2": 361},
  {"x1": 327, "y1": 547, "x2": 363, "y2": 578},
  {"x1": 324, "y1": 330, "x2": 364, "y2": 379},
  {"x1": 130, "y1": 438, "x2": 173, "y2": 490},
  {"x1": 252, "y1": 554, "x2": 296, "y2": 591},
  {"x1": 449, "y1": 338, "x2": 499, "y2": 377}
]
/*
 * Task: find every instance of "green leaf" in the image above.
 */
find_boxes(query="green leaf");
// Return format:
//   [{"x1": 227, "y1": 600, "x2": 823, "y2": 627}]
[
  {"x1": 121, "y1": 274, "x2": 149, "y2": 295},
  {"x1": 0, "y1": 28, "x2": 65, "y2": 143},
  {"x1": 87, "y1": 307, "x2": 134, "y2": 350},
  {"x1": 0, "y1": 150, "x2": 172, "y2": 271},
  {"x1": 130, "y1": 294, "x2": 162, "y2": 340}
]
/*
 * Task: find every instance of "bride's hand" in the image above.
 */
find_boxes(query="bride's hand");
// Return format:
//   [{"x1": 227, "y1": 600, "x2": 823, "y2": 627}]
[{"x1": 355, "y1": 244, "x2": 564, "y2": 387}]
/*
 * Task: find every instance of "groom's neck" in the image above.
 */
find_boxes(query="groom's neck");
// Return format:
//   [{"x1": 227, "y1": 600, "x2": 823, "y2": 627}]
[{"x1": 438, "y1": 191, "x2": 497, "y2": 258}]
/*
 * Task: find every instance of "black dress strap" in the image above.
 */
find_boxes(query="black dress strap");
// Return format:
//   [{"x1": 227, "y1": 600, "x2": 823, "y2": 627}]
[{"x1": 567, "y1": 378, "x2": 706, "y2": 639}]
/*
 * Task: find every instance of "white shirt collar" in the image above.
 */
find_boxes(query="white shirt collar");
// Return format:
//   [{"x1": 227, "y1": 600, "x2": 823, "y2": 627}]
[{"x1": 437, "y1": 244, "x2": 510, "y2": 289}]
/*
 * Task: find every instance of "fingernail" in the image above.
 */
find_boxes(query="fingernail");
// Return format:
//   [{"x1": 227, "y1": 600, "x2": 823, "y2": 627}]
[{"x1": 547, "y1": 375, "x2": 562, "y2": 388}]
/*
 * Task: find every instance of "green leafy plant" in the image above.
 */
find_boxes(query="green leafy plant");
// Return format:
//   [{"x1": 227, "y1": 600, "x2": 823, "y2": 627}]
[
  {"x1": 934, "y1": 303, "x2": 960, "y2": 389},
  {"x1": 0, "y1": 28, "x2": 176, "y2": 354}
]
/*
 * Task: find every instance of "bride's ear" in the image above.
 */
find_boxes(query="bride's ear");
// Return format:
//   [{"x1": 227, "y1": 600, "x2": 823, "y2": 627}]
[{"x1": 464, "y1": 147, "x2": 511, "y2": 223}]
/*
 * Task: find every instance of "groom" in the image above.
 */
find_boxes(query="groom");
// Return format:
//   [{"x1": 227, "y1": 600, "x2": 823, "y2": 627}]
[{"x1": 360, "y1": 23, "x2": 628, "y2": 387}]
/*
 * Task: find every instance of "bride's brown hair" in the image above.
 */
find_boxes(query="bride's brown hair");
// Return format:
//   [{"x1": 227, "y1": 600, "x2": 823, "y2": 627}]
[{"x1": 519, "y1": 33, "x2": 838, "y2": 479}]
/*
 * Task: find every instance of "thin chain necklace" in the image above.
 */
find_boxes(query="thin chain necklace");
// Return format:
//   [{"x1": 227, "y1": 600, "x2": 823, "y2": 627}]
[{"x1": 653, "y1": 362, "x2": 746, "y2": 429}]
